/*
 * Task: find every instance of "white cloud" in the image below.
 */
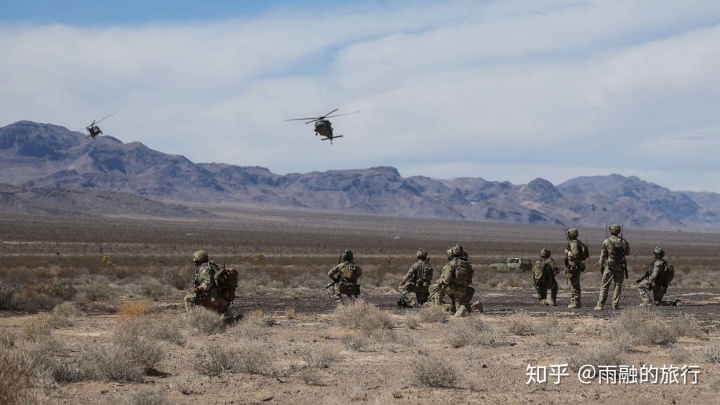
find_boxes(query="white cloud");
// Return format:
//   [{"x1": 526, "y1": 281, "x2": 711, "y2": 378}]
[{"x1": 1, "y1": 0, "x2": 720, "y2": 192}]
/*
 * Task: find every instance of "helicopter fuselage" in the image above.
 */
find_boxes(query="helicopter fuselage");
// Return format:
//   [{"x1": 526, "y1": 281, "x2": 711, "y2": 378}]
[{"x1": 313, "y1": 120, "x2": 333, "y2": 137}]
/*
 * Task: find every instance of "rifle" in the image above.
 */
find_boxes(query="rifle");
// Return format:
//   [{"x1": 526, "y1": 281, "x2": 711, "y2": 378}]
[
  {"x1": 599, "y1": 225, "x2": 608, "y2": 279},
  {"x1": 563, "y1": 228, "x2": 571, "y2": 285},
  {"x1": 636, "y1": 268, "x2": 651, "y2": 284},
  {"x1": 620, "y1": 224, "x2": 628, "y2": 280},
  {"x1": 324, "y1": 278, "x2": 340, "y2": 290}
]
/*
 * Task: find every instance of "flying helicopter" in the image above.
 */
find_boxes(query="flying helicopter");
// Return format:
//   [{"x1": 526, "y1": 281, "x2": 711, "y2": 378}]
[
  {"x1": 286, "y1": 109, "x2": 360, "y2": 144},
  {"x1": 77, "y1": 112, "x2": 118, "y2": 139}
]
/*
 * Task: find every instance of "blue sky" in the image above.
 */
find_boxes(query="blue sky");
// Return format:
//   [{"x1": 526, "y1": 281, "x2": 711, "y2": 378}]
[{"x1": 2, "y1": 0, "x2": 720, "y2": 193}]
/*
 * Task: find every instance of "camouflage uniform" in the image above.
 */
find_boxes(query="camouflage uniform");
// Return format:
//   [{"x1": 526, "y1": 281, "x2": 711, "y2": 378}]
[
  {"x1": 184, "y1": 250, "x2": 231, "y2": 315},
  {"x1": 328, "y1": 250, "x2": 362, "y2": 304},
  {"x1": 533, "y1": 249, "x2": 560, "y2": 306},
  {"x1": 564, "y1": 229, "x2": 587, "y2": 308},
  {"x1": 595, "y1": 225, "x2": 630, "y2": 310},
  {"x1": 398, "y1": 249, "x2": 434, "y2": 307},
  {"x1": 429, "y1": 245, "x2": 475, "y2": 313},
  {"x1": 637, "y1": 248, "x2": 669, "y2": 306}
]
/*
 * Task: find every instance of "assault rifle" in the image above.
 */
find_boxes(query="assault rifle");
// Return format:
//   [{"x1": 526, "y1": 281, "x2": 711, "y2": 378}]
[
  {"x1": 324, "y1": 277, "x2": 340, "y2": 290},
  {"x1": 620, "y1": 224, "x2": 628, "y2": 280}
]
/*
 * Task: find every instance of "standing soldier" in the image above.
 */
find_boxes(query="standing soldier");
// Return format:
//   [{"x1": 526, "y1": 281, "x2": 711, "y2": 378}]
[
  {"x1": 432, "y1": 244, "x2": 475, "y2": 315},
  {"x1": 564, "y1": 228, "x2": 589, "y2": 308},
  {"x1": 533, "y1": 249, "x2": 560, "y2": 306},
  {"x1": 637, "y1": 247, "x2": 677, "y2": 306},
  {"x1": 594, "y1": 224, "x2": 630, "y2": 310},
  {"x1": 327, "y1": 250, "x2": 362, "y2": 304},
  {"x1": 397, "y1": 249, "x2": 434, "y2": 308},
  {"x1": 184, "y1": 250, "x2": 231, "y2": 316}
]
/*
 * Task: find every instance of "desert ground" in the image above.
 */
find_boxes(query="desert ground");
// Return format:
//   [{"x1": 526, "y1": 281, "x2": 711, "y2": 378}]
[{"x1": 2, "y1": 209, "x2": 720, "y2": 404}]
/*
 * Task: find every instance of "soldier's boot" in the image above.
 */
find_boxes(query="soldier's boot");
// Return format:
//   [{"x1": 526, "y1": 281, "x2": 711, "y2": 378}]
[
  {"x1": 639, "y1": 297, "x2": 653, "y2": 307},
  {"x1": 593, "y1": 303, "x2": 603, "y2": 311},
  {"x1": 454, "y1": 305, "x2": 468, "y2": 317},
  {"x1": 539, "y1": 299, "x2": 548, "y2": 306},
  {"x1": 470, "y1": 301, "x2": 483, "y2": 313},
  {"x1": 550, "y1": 292, "x2": 558, "y2": 306},
  {"x1": 567, "y1": 300, "x2": 579, "y2": 309}
]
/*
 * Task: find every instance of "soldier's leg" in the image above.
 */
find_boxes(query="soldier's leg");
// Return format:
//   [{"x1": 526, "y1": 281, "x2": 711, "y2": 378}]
[
  {"x1": 637, "y1": 280, "x2": 653, "y2": 305},
  {"x1": 568, "y1": 271, "x2": 581, "y2": 308},
  {"x1": 550, "y1": 280, "x2": 558, "y2": 306},
  {"x1": 535, "y1": 284, "x2": 547, "y2": 304},
  {"x1": 184, "y1": 293, "x2": 197, "y2": 311},
  {"x1": 464, "y1": 286, "x2": 475, "y2": 308},
  {"x1": 415, "y1": 290, "x2": 430, "y2": 306},
  {"x1": 332, "y1": 284, "x2": 344, "y2": 304},
  {"x1": 652, "y1": 285, "x2": 664, "y2": 305},
  {"x1": 611, "y1": 271, "x2": 624, "y2": 309},
  {"x1": 398, "y1": 285, "x2": 412, "y2": 307},
  {"x1": 595, "y1": 270, "x2": 614, "y2": 309}
]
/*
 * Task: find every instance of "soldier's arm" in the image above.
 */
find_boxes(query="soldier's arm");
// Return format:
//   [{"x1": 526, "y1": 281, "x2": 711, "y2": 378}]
[
  {"x1": 401, "y1": 264, "x2": 417, "y2": 284},
  {"x1": 623, "y1": 240, "x2": 630, "y2": 256},
  {"x1": 328, "y1": 265, "x2": 340, "y2": 280},
  {"x1": 569, "y1": 241, "x2": 581, "y2": 261},
  {"x1": 550, "y1": 260, "x2": 560, "y2": 274},
  {"x1": 649, "y1": 261, "x2": 662, "y2": 284}
]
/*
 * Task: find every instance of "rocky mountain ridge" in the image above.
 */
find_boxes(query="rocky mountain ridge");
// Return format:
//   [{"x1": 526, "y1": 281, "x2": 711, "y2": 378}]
[{"x1": 1, "y1": 121, "x2": 718, "y2": 229}]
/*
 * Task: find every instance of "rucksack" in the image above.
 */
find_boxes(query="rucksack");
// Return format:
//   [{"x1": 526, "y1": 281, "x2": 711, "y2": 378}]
[
  {"x1": 575, "y1": 240, "x2": 590, "y2": 261},
  {"x1": 453, "y1": 260, "x2": 473, "y2": 286},
  {"x1": 662, "y1": 263, "x2": 674, "y2": 287},
  {"x1": 418, "y1": 262, "x2": 434, "y2": 283},
  {"x1": 342, "y1": 262, "x2": 362, "y2": 282},
  {"x1": 607, "y1": 237, "x2": 625, "y2": 258},
  {"x1": 533, "y1": 259, "x2": 554, "y2": 283},
  {"x1": 214, "y1": 265, "x2": 239, "y2": 301}
]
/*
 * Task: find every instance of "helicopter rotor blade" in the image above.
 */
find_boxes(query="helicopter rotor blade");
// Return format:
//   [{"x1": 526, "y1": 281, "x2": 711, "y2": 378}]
[
  {"x1": 94, "y1": 111, "x2": 119, "y2": 125},
  {"x1": 324, "y1": 111, "x2": 361, "y2": 119},
  {"x1": 319, "y1": 109, "x2": 339, "y2": 119},
  {"x1": 285, "y1": 117, "x2": 320, "y2": 121}
]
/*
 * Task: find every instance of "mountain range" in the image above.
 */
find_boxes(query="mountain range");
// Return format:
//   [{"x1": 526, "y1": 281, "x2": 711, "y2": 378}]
[{"x1": 1, "y1": 121, "x2": 719, "y2": 230}]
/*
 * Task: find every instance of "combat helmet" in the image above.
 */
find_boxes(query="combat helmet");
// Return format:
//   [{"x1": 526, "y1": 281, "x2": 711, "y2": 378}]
[
  {"x1": 609, "y1": 224, "x2": 622, "y2": 235},
  {"x1": 540, "y1": 248, "x2": 551, "y2": 258},
  {"x1": 416, "y1": 249, "x2": 428, "y2": 260},
  {"x1": 451, "y1": 244, "x2": 465, "y2": 258},
  {"x1": 341, "y1": 250, "x2": 354, "y2": 262},
  {"x1": 192, "y1": 250, "x2": 209, "y2": 264},
  {"x1": 653, "y1": 247, "x2": 665, "y2": 258},
  {"x1": 566, "y1": 228, "x2": 579, "y2": 239}
]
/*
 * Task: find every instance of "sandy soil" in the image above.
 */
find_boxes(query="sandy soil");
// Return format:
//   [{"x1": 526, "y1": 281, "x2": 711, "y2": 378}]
[{"x1": 2, "y1": 283, "x2": 719, "y2": 405}]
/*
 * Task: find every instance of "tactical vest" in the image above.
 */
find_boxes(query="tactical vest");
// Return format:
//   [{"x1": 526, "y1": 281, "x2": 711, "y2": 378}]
[
  {"x1": 607, "y1": 237, "x2": 625, "y2": 259},
  {"x1": 342, "y1": 262, "x2": 361, "y2": 282},
  {"x1": 452, "y1": 259, "x2": 472, "y2": 286}
]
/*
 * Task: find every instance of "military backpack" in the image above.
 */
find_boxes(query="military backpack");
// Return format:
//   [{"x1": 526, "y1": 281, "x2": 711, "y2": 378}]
[
  {"x1": 452, "y1": 260, "x2": 473, "y2": 286},
  {"x1": 342, "y1": 262, "x2": 362, "y2": 282},
  {"x1": 213, "y1": 265, "x2": 239, "y2": 301},
  {"x1": 607, "y1": 237, "x2": 625, "y2": 258},
  {"x1": 575, "y1": 240, "x2": 590, "y2": 261}
]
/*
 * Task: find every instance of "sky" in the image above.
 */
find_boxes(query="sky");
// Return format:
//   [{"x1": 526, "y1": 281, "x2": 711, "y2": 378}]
[{"x1": 1, "y1": 0, "x2": 720, "y2": 193}]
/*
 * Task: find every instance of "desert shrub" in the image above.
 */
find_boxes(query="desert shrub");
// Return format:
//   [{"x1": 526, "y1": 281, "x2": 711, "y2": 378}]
[
  {"x1": 138, "y1": 277, "x2": 172, "y2": 300},
  {"x1": 412, "y1": 356, "x2": 458, "y2": 388},
  {"x1": 669, "y1": 344, "x2": 703, "y2": 364},
  {"x1": 53, "y1": 302, "x2": 79, "y2": 318},
  {"x1": 612, "y1": 308, "x2": 677, "y2": 346},
  {"x1": 19, "y1": 291, "x2": 62, "y2": 312},
  {"x1": 197, "y1": 346, "x2": 236, "y2": 376},
  {"x1": 119, "y1": 301, "x2": 150, "y2": 319},
  {"x1": 74, "y1": 279, "x2": 118, "y2": 304},
  {"x1": 143, "y1": 316, "x2": 187, "y2": 347},
  {"x1": 567, "y1": 344, "x2": 624, "y2": 371},
  {"x1": 186, "y1": 307, "x2": 227, "y2": 335},
  {"x1": 285, "y1": 308, "x2": 296, "y2": 319},
  {"x1": 334, "y1": 300, "x2": 393, "y2": 336},
  {"x1": 405, "y1": 314, "x2": 419, "y2": 330},
  {"x1": 0, "y1": 279, "x2": 26, "y2": 310},
  {"x1": 506, "y1": 313, "x2": 536, "y2": 336},
  {"x1": 416, "y1": 305, "x2": 448, "y2": 324},
  {"x1": 121, "y1": 388, "x2": 170, "y2": 405},
  {"x1": 341, "y1": 334, "x2": 373, "y2": 352},
  {"x1": 87, "y1": 345, "x2": 144, "y2": 382},
  {"x1": 671, "y1": 314, "x2": 708, "y2": 340},
  {"x1": 302, "y1": 349, "x2": 338, "y2": 369},
  {"x1": 111, "y1": 331, "x2": 164, "y2": 374},
  {"x1": 236, "y1": 342, "x2": 272, "y2": 375},
  {"x1": 0, "y1": 348, "x2": 37, "y2": 404},
  {"x1": 0, "y1": 331, "x2": 16, "y2": 348},
  {"x1": 447, "y1": 318, "x2": 512, "y2": 348},
  {"x1": 705, "y1": 342, "x2": 720, "y2": 363},
  {"x1": 300, "y1": 369, "x2": 323, "y2": 386},
  {"x1": 21, "y1": 314, "x2": 52, "y2": 342}
]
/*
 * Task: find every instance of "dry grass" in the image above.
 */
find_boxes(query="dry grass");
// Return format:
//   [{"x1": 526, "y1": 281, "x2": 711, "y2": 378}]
[
  {"x1": 705, "y1": 342, "x2": 720, "y2": 363},
  {"x1": 0, "y1": 348, "x2": 37, "y2": 404},
  {"x1": 612, "y1": 307, "x2": 681, "y2": 346},
  {"x1": 121, "y1": 388, "x2": 170, "y2": 405},
  {"x1": 21, "y1": 314, "x2": 52, "y2": 342},
  {"x1": 302, "y1": 348, "x2": 339, "y2": 369},
  {"x1": 404, "y1": 314, "x2": 420, "y2": 330},
  {"x1": 186, "y1": 307, "x2": 227, "y2": 335},
  {"x1": 334, "y1": 300, "x2": 393, "y2": 336},
  {"x1": 416, "y1": 305, "x2": 448, "y2": 323},
  {"x1": 447, "y1": 317, "x2": 513, "y2": 348},
  {"x1": 567, "y1": 344, "x2": 624, "y2": 371},
  {"x1": 341, "y1": 334, "x2": 374, "y2": 352},
  {"x1": 506, "y1": 312, "x2": 537, "y2": 336},
  {"x1": 412, "y1": 355, "x2": 458, "y2": 388},
  {"x1": 118, "y1": 300, "x2": 151, "y2": 319},
  {"x1": 196, "y1": 345, "x2": 237, "y2": 376},
  {"x1": 285, "y1": 307, "x2": 296, "y2": 319}
]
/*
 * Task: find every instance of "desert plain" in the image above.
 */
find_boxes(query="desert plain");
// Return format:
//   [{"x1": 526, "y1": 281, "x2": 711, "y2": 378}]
[{"x1": 1, "y1": 209, "x2": 720, "y2": 404}]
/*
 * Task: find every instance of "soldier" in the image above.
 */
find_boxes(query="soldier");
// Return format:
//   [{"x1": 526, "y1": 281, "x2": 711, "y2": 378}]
[
  {"x1": 594, "y1": 224, "x2": 630, "y2": 310},
  {"x1": 431, "y1": 244, "x2": 475, "y2": 315},
  {"x1": 426, "y1": 248, "x2": 454, "y2": 306},
  {"x1": 184, "y1": 250, "x2": 231, "y2": 316},
  {"x1": 533, "y1": 249, "x2": 560, "y2": 306},
  {"x1": 564, "y1": 228, "x2": 589, "y2": 308},
  {"x1": 637, "y1": 247, "x2": 678, "y2": 306},
  {"x1": 327, "y1": 250, "x2": 362, "y2": 304},
  {"x1": 397, "y1": 249, "x2": 434, "y2": 307}
]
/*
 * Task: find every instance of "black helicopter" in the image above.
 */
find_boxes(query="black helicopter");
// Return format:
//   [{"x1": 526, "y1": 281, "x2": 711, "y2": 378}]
[
  {"x1": 78, "y1": 112, "x2": 118, "y2": 139},
  {"x1": 286, "y1": 109, "x2": 360, "y2": 144}
]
